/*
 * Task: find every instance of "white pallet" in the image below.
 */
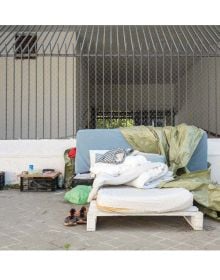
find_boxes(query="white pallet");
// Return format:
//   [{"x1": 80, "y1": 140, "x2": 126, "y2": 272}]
[{"x1": 87, "y1": 200, "x2": 203, "y2": 231}]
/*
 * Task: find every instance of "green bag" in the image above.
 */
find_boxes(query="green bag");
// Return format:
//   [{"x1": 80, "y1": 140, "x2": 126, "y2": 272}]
[{"x1": 64, "y1": 185, "x2": 92, "y2": 205}]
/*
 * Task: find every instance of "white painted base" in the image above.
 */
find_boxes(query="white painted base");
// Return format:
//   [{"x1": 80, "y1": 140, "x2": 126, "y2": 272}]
[{"x1": 87, "y1": 201, "x2": 203, "y2": 231}]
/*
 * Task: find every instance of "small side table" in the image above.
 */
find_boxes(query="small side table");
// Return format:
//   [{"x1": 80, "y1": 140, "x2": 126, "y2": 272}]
[{"x1": 18, "y1": 171, "x2": 60, "y2": 192}]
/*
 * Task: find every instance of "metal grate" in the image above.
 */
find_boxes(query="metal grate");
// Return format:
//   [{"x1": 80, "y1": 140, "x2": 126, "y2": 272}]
[
  {"x1": 0, "y1": 25, "x2": 220, "y2": 56},
  {"x1": 0, "y1": 25, "x2": 220, "y2": 139}
]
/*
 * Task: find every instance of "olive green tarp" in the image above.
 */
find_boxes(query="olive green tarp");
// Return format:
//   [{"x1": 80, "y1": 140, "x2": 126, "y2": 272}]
[
  {"x1": 64, "y1": 148, "x2": 75, "y2": 188},
  {"x1": 120, "y1": 124, "x2": 220, "y2": 220}
]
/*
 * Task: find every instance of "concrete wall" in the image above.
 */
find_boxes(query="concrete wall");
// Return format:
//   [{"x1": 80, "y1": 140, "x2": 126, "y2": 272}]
[
  {"x1": 0, "y1": 31, "x2": 77, "y2": 139},
  {"x1": 0, "y1": 139, "x2": 75, "y2": 184},
  {"x1": 0, "y1": 56, "x2": 76, "y2": 139}
]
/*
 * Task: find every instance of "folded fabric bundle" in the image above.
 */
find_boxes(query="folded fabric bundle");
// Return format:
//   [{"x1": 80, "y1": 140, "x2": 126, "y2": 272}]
[
  {"x1": 144, "y1": 171, "x2": 174, "y2": 189},
  {"x1": 91, "y1": 154, "x2": 148, "y2": 177},
  {"x1": 128, "y1": 169, "x2": 173, "y2": 189}
]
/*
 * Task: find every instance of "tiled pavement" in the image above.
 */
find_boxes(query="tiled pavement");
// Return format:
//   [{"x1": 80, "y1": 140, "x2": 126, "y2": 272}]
[{"x1": 0, "y1": 189, "x2": 220, "y2": 250}]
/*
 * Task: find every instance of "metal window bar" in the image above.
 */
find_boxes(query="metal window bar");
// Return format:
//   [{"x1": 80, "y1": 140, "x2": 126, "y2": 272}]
[
  {"x1": 18, "y1": 25, "x2": 42, "y2": 56},
  {"x1": 50, "y1": 43, "x2": 52, "y2": 138},
  {"x1": 190, "y1": 26, "x2": 208, "y2": 53},
  {"x1": 0, "y1": 25, "x2": 17, "y2": 50},
  {"x1": 0, "y1": 25, "x2": 25, "y2": 55},
  {"x1": 14, "y1": 25, "x2": 37, "y2": 56},
  {"x1": 5, "y1": 45, "x2": 8, "y2": 139},
  {"x1": 0, "y1": 25, "x2": 220, "y2": 139},
  {"x1": 37, "y1": 25, "x2": 58, "y2": 54},
  {"x1": 110, "y1": 25, "x2": 113, "y2": 126}
]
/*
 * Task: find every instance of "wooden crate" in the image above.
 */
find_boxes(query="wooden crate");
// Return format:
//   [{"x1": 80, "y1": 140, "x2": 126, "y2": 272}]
[{"x1": 0, "y1": 172, "x2": 5, "y2": 190}]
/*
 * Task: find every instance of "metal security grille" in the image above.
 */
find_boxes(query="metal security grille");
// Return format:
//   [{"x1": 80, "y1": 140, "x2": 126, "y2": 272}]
[{"x1": 0, "y1": 25, "x2": 220, "y2": 139}]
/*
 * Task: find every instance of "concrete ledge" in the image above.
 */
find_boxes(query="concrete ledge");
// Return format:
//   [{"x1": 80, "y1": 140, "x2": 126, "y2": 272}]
[{"x1": 0, "y1": 137, "x2": 219, "y2": 184}]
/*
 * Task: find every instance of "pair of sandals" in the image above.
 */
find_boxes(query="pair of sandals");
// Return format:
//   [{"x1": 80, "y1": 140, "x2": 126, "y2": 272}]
[{"x1": 64, "y1": 207, "x2": 87, "y2": 226}]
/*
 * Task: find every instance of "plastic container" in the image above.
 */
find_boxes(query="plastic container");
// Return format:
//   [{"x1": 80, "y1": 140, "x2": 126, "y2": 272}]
[{"x1": 58, "y1": 174, "x2": 64, "y2": 188}]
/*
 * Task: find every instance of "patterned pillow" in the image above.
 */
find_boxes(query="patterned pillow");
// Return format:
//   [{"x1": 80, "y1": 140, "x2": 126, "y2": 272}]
[{"x1": 95, "y1": 148, "x2": 127, "y2": 165}]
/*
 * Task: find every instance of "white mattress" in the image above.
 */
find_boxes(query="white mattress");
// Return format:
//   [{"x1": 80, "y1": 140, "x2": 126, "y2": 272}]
[{"x1": 96, "y1": 186, "x2": 193, "y2": 213}]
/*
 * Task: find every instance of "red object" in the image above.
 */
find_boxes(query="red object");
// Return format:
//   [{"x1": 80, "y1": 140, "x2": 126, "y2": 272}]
[{"x1": 68, "y1": 147, "x2": 76, "y2": 159}]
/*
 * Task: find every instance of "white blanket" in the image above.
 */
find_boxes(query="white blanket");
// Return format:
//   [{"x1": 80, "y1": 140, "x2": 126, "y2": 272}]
[{"x1": 88, "y1": 155, "x2": 173, "y2": 202}]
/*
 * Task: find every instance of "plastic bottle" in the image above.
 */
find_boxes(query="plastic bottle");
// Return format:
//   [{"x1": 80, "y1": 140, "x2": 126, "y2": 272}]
[
  {"x1": 58, "y1": 174, "x2": 64, "y2": 188},
  {"x1": 28, "y1": 164, "x2": 34, "y2": 174}
]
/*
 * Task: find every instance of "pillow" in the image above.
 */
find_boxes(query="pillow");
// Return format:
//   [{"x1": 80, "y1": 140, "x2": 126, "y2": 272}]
[
  {"x1": 89, "y1": 150, "x2": 109, "y2": 168},
  {"x1": 127, "y1": 163, "x2": 168, "y2": 188}
]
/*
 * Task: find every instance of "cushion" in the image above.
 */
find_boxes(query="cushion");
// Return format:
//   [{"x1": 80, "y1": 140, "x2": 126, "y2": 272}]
[
  {"x1": 96, "y1": 186, "x2": 193, "y2": 213},
  {"x1": 137, "y1": 152, "x2": 166, "y2": 164},
  {"x1": 187, "y1": 132, "x2": 208, "y2": 171},
  {"x1": 75, "y1": 129, "x2": 208, "y2": 174}
]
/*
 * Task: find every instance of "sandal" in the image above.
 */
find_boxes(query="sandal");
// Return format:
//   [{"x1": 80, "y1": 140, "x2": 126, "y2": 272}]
[
  {"x1": 77, "y1": 219, "x2": 87, "y2": 225},
  {"x1": 64, "y1": 208, "x2": 78, "y2": 226},
  {"x1": 64, "y1": 216, "x2": 78, "y2": 226},
  {"x1": 76, "y1": 207, "x2": 87, "y2": 224}
]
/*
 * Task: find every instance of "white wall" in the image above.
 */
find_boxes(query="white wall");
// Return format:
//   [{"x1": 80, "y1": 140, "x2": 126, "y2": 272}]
[{"x1": 0, "y1": 139, "x2": 75, "y2": 184}]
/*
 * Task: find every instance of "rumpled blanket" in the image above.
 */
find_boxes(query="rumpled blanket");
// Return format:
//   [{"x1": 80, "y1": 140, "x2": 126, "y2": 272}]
[
  {"x1": 88, "y1": 154, "x2": 171, "y2": 202},
  {"x1": 120, "y1": 124, "x2": 220, "y2": 220}
]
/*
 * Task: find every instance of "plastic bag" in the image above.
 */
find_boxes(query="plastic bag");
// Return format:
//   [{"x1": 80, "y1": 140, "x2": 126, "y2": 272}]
[{"x1": 64, "y1": 185, "x2": 92, "y2": 205}]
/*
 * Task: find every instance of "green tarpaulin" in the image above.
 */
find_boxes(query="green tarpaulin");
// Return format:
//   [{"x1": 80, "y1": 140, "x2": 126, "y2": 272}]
[
  {"x1": 64, "y1": 148, "x2": 75, "y2": 188},
  {"x1": 120, "y1": 124, "x2": 220, "y2": 220}
]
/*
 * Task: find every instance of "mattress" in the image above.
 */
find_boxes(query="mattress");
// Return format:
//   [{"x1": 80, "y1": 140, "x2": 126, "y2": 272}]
[{"x1": 96, "y1": 186, "x2": 193, "y2": 214}]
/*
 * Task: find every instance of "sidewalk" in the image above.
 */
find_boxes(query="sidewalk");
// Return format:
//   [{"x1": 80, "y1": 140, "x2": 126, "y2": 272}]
[{"x1": 0, "y1": 189, "x2": 220, "y2": 250}]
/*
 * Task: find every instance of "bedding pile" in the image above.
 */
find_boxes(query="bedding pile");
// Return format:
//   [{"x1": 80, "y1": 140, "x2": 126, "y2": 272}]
[{"x1": 88, "y1": 152, "x2": 173, "y2": 202}]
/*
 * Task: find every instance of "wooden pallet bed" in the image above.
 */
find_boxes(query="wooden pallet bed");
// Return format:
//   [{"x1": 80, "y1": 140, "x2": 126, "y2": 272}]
[{"x1": 87, "y1": 200, "x2": 204, "y2": 232}]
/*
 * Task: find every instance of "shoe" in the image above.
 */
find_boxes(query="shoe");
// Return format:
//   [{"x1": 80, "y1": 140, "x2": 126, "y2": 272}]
[
  {"x1": 64, "y1": 208, "x2": 78, "y2": 226},
  {"x1": 64, "y1": 216, "x2": 78, "y2": 226},
  {"x1": 76, "y1": 207, "x2": 87, "y2": 224}
]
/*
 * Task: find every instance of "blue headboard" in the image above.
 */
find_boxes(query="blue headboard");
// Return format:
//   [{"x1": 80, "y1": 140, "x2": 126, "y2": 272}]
[{"x1": 75, "y1": 128, "x2": 207, "y2": 174}]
